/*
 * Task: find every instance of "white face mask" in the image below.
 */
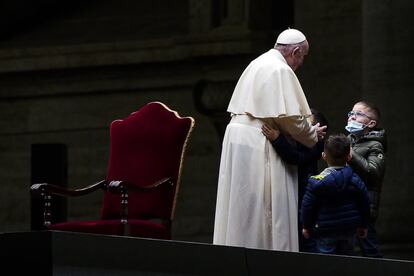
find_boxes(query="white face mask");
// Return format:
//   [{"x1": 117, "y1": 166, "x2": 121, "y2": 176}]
[{"x1": 345, "y1": 120, "x2": 366, "y2": 135}]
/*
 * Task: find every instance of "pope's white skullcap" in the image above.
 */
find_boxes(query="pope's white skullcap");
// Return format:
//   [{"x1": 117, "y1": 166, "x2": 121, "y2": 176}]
[{"x1": 276, "y1": 28, "x2": 306, "y2": 44}]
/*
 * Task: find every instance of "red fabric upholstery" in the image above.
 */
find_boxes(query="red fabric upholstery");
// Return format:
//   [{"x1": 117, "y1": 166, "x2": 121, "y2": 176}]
[
  {"x1": 102, "y1": 102, "x2": 192, "y2": 220},
  {"x1": 49, "y1": 102, "x2": 193, "y2": 239}
]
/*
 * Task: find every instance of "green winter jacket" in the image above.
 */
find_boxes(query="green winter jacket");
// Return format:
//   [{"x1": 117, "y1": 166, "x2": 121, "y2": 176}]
[{"x1": 348, "y1": 129, "x2": 386, "y2": 221}]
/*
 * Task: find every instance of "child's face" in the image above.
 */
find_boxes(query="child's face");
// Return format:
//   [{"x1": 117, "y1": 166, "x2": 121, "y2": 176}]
[{"x1": 348, "y1": 103, "x2": 376, "y2": 129}]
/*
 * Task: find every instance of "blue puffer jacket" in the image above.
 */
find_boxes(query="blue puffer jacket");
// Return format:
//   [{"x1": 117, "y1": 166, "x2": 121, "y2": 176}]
[{"x1": 301, "y1": 165, "x2": 370, "y2": 233}]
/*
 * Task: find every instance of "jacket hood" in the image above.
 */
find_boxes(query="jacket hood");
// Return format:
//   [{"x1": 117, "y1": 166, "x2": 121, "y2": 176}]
[
  {"x1": 351, "y1": 128, "x2": 387, "y2": 152},
  {"x1": 320, "y1": 166, "x2": 354, "y2": 192}
]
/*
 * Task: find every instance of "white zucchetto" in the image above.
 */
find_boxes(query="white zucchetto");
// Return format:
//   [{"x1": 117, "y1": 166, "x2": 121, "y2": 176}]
[{"x1": 276, "y1": 28, "x2": 306, "y2": 44}]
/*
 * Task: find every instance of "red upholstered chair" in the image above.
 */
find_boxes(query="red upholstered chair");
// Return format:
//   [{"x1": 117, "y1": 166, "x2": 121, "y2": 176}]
[{"x1": 31, "y1": 102, "x2": 195, "y2": 239}]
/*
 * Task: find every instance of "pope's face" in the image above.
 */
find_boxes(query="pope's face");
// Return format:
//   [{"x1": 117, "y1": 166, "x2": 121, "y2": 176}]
[{"x1": 287, "y1": 40, "x2": 309, "y2": 71}]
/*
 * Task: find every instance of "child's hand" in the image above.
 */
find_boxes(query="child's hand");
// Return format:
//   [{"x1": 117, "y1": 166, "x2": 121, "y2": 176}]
[
  {"x1": 357, "y1": 227, "x2": 368, "y2": 239},
  {"x1": 261, "y1": 124, "x2": 280, "y2": 141},
  {"x1": 302, "y1": 228, "x2": 311, "y2": 239}
]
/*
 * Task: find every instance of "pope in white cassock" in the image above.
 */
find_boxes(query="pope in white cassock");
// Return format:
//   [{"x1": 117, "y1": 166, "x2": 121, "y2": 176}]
[{"x1": 213, "y1": 29, "x2": 324, "y2": 252}]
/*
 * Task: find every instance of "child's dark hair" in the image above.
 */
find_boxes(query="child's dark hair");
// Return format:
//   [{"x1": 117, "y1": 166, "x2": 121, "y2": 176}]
[
  {"x1": 324, "y1": 133, "x2": 351, "y2": 166},
  {"x1": 311, "y1": 108, "x2": 329, "y2": 129}
]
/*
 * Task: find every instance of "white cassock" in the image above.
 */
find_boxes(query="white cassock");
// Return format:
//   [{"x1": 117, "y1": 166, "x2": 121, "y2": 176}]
[{"x1": 213, "y1": 49, "x2": 317, "y2": 252}]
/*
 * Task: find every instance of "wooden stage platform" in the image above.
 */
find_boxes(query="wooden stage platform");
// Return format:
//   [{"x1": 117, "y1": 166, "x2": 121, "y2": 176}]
[{"x1": 1, "y1": 231, "x2": 413, "y2": 275}]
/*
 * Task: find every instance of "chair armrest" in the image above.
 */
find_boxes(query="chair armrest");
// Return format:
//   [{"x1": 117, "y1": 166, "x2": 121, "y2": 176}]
[
  {"x1": 30, "y1": 180, "x2": 108, "y2": 197},
  {"x1": 30, "y1": 180, "x2": 108, "y2": 228},
  {"x1": 107, "y1": 177, "x2": 173, "y2": 193},
  {"x1": 105, "y1": 177, "x2": 173, "y2": 236}
]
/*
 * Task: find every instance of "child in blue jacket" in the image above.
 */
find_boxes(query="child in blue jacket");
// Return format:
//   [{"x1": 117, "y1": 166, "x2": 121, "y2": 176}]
[
  {"x1": 301, "y1": 133, "x2": 370, "y2": 255},
  {"x1": 261, "y1": 108, "x2": 327, "y2": 252}
]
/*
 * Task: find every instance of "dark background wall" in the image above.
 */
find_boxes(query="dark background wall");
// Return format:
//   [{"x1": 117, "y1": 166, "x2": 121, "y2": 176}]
[
  {"x1": 0, "y1": 0, "x2": 413, "y2": 260},
  {"x1": 296, "y1": 0, "x2": 414, "y2": 248}
]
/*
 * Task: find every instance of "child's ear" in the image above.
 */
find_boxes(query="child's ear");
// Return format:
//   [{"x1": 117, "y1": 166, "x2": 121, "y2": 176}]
[
  {"x1": 322, "y1": 152, "x2": 326, "y2": 161},
  {"x1": 368, "y1": 120, "x2": 377, "y2": 128}
]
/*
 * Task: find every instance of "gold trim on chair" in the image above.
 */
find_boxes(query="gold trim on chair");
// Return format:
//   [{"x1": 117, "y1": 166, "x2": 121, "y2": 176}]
[{"x1": 146, "y1": 102, "x2": 196, "y2": 221}]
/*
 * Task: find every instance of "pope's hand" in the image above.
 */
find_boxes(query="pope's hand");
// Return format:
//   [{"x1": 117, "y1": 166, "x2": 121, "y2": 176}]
[{"x1": 314, "y1": 122, "x2": 327, "y2": 140}]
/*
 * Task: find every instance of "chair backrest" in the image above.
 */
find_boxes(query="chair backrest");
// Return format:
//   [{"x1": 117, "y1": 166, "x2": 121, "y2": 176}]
[{"x1": 100, "y1": 102, "x2": 194, "y2": 221}]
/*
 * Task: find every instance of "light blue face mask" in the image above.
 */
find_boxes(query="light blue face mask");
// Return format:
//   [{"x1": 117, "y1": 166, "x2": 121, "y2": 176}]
[{"x1": 345, "y1": 120, "x2": 366, "y2": 135}]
